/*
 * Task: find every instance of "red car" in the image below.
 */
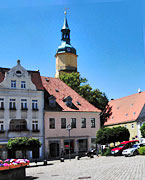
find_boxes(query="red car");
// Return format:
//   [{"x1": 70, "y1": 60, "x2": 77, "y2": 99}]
[{"x1": 111, "y1": 140, "x2": 139, "y2": 156}]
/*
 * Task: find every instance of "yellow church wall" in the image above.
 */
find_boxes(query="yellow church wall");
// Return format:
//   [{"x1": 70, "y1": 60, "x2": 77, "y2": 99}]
[
  {"x1": 56, "y1": 53, "x2": 77, "y2": 69},
  {"x1": 105, "y1": 121, "x2": 138, "y2": 141}
]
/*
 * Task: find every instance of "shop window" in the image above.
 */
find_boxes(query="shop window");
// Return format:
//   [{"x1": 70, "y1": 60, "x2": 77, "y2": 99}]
[
  {"x1": 81, "y1": 118, "x2": 86, "y2": 128},
  {"x1": 21, "y1": 81, "x2": 26, "y2": 89},
  {"x1": 11, "y1": 80, "x2": 16, "y2": 88},
  {"x1": 32, "y1": 100, "x2": 38, "y2": 110},
  {"x1": 91, "y1": 118, "x2": 95, "y2": 128},
  {"x1": 0, "y1": 98, "x2": 4, "y2": 110},
  {"x1": 9, "y1": 119, "x2": 27, "y2": 131},
  {"x1": 71, "y1": 118, "x2": 76, "y2": 128},
  {"x1": 49, "y1": 118, "x2": 55, "y2": 129},
  {"x1": 21, "y1": 99, "x2": 27, "y2": 110},
  {"x1": 9, "y1": 99, "x2": 16, "y2": 110},
  {"x1": 61, "y1": 118, "x2": 66, "y2": 129}
]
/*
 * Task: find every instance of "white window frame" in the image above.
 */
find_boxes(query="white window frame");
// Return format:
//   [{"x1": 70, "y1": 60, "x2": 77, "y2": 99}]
[
  {"x1": 0, "y1": 121, "x2": 4, "y2": 131},
  {"x1": 91, "y1": 118, "x2": 95, "y2": 128},
  {"x1": 9, "y1": 99, "x2": 16, "y2": 109},
  {"x1": 11, "y1": 80, "x2": 16, "y2": 88},
  {"x1": 0, "y1": 98, "x2": 4, "y2": 109},
  {"x1": 32, "y1": 121, "x2": 38, "y2": 131},
  {"x1": 21, "y1": 81, "x2": 26, "y2": 89},
  {"x1": 32, "y1": 100, "x2": 38, "y2": 110},
  {"x1": 21, "y1": 99, "x2": 27, "y2": 110}
]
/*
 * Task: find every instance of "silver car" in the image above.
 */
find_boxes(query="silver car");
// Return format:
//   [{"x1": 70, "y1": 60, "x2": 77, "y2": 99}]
[{"x1": 122, "y1": 144, "x2": 141, "y2": 157}]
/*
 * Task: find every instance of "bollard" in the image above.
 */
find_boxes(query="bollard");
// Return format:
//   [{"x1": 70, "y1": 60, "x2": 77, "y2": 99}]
[
  {"x1": 60, "y1": 158, "x2": 64, "y2": 162},
  {"x1": 43, "y1": 160, "x2": 47, "y2": 165}
]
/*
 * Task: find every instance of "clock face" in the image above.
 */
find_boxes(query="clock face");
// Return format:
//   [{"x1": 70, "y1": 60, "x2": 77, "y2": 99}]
[{"x1": 67, "y1": 47, "x2": 71, "y2": 52}]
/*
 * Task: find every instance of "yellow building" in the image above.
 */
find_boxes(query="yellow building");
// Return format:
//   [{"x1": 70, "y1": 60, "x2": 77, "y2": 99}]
[
  {"x1": 55, "y1": 12, "x2": 78, "y2": 78},
  {"x1": 104, "y1": 91, "x2": 145, "y2": 142}
]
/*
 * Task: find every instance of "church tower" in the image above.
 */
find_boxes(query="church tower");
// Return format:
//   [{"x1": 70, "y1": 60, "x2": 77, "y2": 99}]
[{"x1": 55, "y1": 12, "x2": 78, "y2": 78}]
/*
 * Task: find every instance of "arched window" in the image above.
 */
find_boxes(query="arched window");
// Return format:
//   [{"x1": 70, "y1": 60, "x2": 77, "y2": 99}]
[{"x1": 9, "y1": 119, "x2": 27, "y2": 131}]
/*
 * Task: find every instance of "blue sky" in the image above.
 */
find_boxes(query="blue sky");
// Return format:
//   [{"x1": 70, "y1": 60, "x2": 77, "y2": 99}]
[{"x1": 0, "y1": 0, "x2": 144, "y2": 100}]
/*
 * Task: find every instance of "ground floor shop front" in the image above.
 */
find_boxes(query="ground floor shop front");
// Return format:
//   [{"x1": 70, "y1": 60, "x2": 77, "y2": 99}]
[{"x1": 45, "y1": 137, "x2": 96, "y2": 158}]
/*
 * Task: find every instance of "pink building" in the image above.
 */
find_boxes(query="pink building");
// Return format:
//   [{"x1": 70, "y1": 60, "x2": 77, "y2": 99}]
[{"x1": 41, "y1": 77, "x2": 101, "y2": 158}]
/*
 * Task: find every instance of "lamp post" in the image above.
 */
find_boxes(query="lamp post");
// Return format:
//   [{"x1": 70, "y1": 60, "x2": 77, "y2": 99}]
[{"x1": 66, "y1": 124, "x2": 71, "y2": 161}]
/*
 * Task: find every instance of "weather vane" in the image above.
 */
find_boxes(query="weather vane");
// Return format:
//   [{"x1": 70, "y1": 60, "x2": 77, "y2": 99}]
[{"x1": 64, "y1": 8, "x2": 69, "y2": 15}]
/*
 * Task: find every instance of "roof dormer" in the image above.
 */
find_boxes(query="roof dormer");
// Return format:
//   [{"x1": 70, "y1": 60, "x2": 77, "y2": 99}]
[
  {"x1": 63, "y1": 96, "x2": 72, "y2": 107},
  {"x1": 48, "y1": 95, "x2": 56, "y2": 107}
]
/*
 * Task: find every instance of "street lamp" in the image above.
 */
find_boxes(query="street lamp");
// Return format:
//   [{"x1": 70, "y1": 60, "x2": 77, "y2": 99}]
[{"x1": 66, "y1": 124, "x2": 72, "y2": 161}]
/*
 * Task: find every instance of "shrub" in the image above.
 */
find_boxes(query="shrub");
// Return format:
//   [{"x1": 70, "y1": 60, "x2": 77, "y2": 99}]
[
  {"x1": 102, "y1": 148, "x2": 112, "y2": 156},
  {"x1": 138, "y1": 147, "x2": 145, "y2": 155}
]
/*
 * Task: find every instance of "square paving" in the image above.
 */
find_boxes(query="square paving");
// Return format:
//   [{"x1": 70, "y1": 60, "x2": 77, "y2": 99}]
[{"x1": 26, "y1": 156, "x2": 145, "y2": 180}]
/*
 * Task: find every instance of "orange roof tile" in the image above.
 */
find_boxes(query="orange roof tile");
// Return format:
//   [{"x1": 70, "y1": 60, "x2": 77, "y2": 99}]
[
  {"x1": 104, "y1": 91, "x2": 145, "y2": 126},
  {"x1": 41, "y1": 76, "x2": 101, "y2": 112}
]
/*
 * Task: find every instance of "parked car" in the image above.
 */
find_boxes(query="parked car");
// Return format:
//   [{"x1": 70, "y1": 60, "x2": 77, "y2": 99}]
[
  {"x1": 122, "y1": 143, "x2": 144, "y2": 157},
  {"x1": 111, "y1": 140, "x2": 139, "y2": 156}
]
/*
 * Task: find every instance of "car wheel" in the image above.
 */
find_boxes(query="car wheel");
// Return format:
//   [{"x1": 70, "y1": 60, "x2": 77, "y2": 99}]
[{"x1": 133, "y1": 151, "x2": 137, "y2": 156}]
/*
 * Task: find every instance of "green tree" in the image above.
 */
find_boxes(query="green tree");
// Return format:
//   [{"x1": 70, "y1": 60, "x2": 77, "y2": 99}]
[
  {"x1": 7, "y1": 137, "x2": 41, "y2": 158},
  {"x1": 96, "y1": 126, "x2": 130, "y2": 145},
  {"x1": 60, "y1": 72, "x2": 110, "y2": 126},
  {"x1": 140, "y1": 123, "x2": 145, "y2": 138}
]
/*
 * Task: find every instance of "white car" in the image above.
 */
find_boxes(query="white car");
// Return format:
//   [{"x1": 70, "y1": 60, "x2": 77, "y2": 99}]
[{"x1": 122, "y1": 144, "x2": 141, "y2": 157}]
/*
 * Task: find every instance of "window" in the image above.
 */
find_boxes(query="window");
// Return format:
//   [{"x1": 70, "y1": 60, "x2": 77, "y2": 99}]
[
  {"x1": 91, "y1": 118, "x2": 95, "y2": 128},
  {"x1": 21, "y1": 99, "x2": 27, "y2": 110},
  {"x1": 132, "y1": 124, "x2": 134, "y2": 129},
  {"x1": 124, "y1": 125, "x2": 127, "y2": 128},
  {"x1": 32, "y1": 100, "x2": 38, "y2": 110},
  {"x1": 32, "y1": 121, "x2": 38, "y2": 131},
  {"x1": 61, "y1": 118, "x2": 66, "y2": 129},
  {"x1": 71, "y1": 118, "x2": 76, "y2": 128},
  {"x1": 9, "y1": 99, "x2": 16, "y2": 110},
  {"x1": 0, "y1": 121, "x2": 4, "y2": 131},
  {"x1": 9, "y1": 119, "x2": 27, "y2": 131},
  {"x1": 49, "y1": 118, "x2": 55, "y2": 129},
  {"x1": 48, "y1": 96, "x2": 56, "y2": 107},
  {"x1": 11, "y1": 80, "x2": 16, "y2": 88},
  {"x1": 81, "y1": 118, "x2": 86, "y2": 128},
  {"x1": 21, "y1": 81, "x2": 26, "y2": 89},
  {"x1": 64, "y1": 96, "x2": 72, "y2": 107},
  {"x1": 0, "y1": 98, "x2": 4, "y2": 109}
]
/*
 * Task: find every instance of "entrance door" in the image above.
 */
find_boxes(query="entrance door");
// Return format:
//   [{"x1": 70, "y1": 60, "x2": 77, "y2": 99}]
[{"x1": 50, "y1": 143, "x2": 59, "y2": 157}]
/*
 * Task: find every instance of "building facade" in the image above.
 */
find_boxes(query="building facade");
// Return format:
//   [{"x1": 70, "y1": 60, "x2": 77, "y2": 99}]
[
  {"x1": 0, "y1": 60, "x2": 44, "y2": 160},
  {"x1": 104, "y1": 91, "x2": 145, "y2": 142},
  {"x1": 41, "y1": 77, "x2": 100, "y2": 158}
]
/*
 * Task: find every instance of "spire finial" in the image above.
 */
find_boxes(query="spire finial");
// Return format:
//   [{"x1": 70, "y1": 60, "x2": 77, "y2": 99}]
[
  {"x1": 64, "y1": 11, "x2": 67, "y2": 15},
  {"x1": 17, "y1": 59, "x2": 20, "y2": 65}
]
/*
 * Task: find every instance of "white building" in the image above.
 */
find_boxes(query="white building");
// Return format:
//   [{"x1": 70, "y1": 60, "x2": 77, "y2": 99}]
[{"x1": 0, "y1": 60, "x2": 44, "y2": 160}]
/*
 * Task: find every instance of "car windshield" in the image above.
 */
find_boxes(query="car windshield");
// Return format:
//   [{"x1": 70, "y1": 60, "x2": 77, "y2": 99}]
[
  {"x1": 132, "y1": 144, "x2": 138, "y2": 148},
  {"x1": 117, "y1": 144, "x2": 125, "y2": 148}
]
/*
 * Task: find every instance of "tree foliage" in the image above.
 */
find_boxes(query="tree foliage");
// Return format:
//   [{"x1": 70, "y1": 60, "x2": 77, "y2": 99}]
[
  {"x1": 140, "y1": 123, "x2": 145, "y2": 138},
  {"x1": 60, "y1": 72, "x2": 110, "y2": 126},
  {"x1": 96, "y1": 126, "x2": 130, "y2": 145},
  {"x1": 7, "y1": 137, "x2": 41, "y2": 151}
]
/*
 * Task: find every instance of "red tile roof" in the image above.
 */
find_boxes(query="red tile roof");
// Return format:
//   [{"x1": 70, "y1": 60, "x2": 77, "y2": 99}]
[
  {"x1": 41, "y1": 76, "x2": 101, "y2": 112},
  {"x1": 104, "y1": 91, "x2": 145, "y2": 126},
  {"x1": 0, "y1": 68, "x2": 43, "y2": 90}
]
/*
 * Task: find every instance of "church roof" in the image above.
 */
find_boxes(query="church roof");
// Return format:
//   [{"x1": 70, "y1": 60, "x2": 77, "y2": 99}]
[
  {"x1": 41, "y1": 76, "x2": 101, "y2": 112},
  {"x1": 104, "y1": 91, "x2": 145, "y2": 126}
]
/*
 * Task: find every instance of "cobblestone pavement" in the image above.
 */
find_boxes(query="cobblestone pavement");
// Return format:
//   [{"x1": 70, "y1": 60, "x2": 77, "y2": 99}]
[{"x1": 26, "y1": 156, "x2": 145, "y2": 180}]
